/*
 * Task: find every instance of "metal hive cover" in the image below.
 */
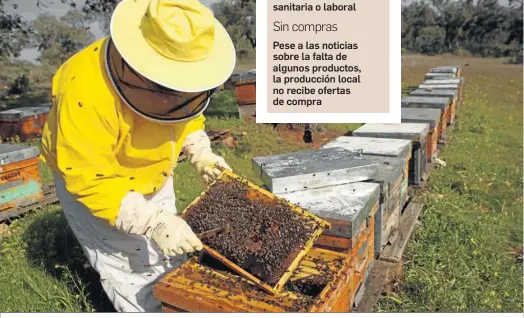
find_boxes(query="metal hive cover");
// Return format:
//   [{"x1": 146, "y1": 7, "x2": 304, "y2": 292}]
[
  {"x1": 252, "y1": 147, "x2": 379, "y2": 194},
  {"x1": 353, "y1": 123, "x2": 430, "y2": 142},
  {"x1": 424, "y1": 77, "x2": 463, "y2": 85},
  {"x1": 425, "y1": 73, "x2": 455, "y2": 79},
  {"x1": 0, "y1": 144, "x2": 40, "y2": 165},
  {"x1": 360, "y1": 155, "x2": 404, "y2": 194},
  {"x1": 322, "y1": 136, "x2": 412, "y2": 159},
  {"x1": 409, "y1": 88, "x2": 458, "y2": 99},
  {"x1": 401, "y1": 96, "x2": 451, "y2": 110},
  {"x1": 419, "y1": 84, "x2": 459, "y2": 90},
  {"x1": 401, "y1": 108, "x2": 442, "y2": 128},
  {"x1": 429, "y1": 66, "x2": 459, "y2": 74},
  {"x1": 279, "y1": 182, "x2": 380, "y2": 239},
  {"x1": 230, "y1": 69, "x2": 256, "y2": 84},
  {"x1": 0, "y1": 104, "x2": 52, "y2": 119}
]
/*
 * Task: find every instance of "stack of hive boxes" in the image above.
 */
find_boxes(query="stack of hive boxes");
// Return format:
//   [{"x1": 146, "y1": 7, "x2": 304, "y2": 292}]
[
  {"x1": 352, "y1": 124, "x2": 430, "y2": 187},
  {"x1": 230, "y1": 70, "x2": 256, "y2": 122},
  {"x1": 321, "y1": 137, "x2": 410, "y2": 257},
  {"x1": 401, "y1": 96, "x2": 451, "y2": 142},
  {"x1": 401, "y1": 108, "x2": 442, "y2": 162},
  {"x1": 0, "y1": 144, "x2": 44, "y2": 213},
  {"x1": 252, "y1": 147, "x2": 381, "y2": 308},
  {"x1": 0, "y1": 104, "x2": 51, "y2": 143}
]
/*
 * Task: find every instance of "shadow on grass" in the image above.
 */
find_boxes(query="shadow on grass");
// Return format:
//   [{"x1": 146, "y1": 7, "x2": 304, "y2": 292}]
[{"x1": 21, "y1": 207, "x2": 115, "y2": 312}]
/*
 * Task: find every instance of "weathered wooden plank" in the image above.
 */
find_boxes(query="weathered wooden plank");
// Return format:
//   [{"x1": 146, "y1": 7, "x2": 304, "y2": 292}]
[
  {"x1": 353, "y1": 260, "x2": 389, "y2": 312},
  {"x1": 379, "y1": 202, "x2": 424, "y2": 263}
]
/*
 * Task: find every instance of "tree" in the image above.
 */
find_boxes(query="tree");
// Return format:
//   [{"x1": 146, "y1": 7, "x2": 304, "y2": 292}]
[
  {"x1": 0, "y1": 0, "x2": 31, "y2": 58},
  {"x1": 30, "y1": 9, "x2": 95, "y2": 66}
]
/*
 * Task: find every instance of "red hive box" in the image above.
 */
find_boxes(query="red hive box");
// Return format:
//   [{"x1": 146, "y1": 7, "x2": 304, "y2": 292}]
[{"x1": 0, "y1": 104, "x2": 51, "y2": 142}]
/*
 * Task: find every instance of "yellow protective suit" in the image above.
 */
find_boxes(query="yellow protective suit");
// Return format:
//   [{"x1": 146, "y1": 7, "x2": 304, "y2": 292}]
[{"x1": 41, "y1": 37, "x2": 206, "y2": 226}]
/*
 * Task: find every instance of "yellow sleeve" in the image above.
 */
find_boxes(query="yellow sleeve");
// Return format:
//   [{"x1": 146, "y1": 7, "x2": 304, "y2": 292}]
[{"x1": 54, "y1": 83, "x2": 130, "y2": 226}]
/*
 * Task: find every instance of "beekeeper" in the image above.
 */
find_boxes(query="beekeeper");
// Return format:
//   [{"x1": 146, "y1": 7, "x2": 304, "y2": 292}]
[{"x1": 40, "y1": 0, "x2": 236, "y2": 312}]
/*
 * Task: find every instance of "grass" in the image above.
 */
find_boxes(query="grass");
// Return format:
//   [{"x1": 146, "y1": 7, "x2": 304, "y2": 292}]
[
  {"x1": 376, "y1": 54, "x2": 523, "y2": 312},
  {"x1": 0, "y1": 55, "x2": 522, "y2": 312}
]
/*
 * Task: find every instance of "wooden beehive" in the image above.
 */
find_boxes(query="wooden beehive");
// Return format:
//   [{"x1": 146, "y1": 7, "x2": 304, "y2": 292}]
[
  {"x1": 252, "y1": 147, "x2": 379, "y2": 195},
  {"x1": 401, "y1": 96, "x2": 451, "y2": 140},
  {"x1": 0, "y1": 104, "x2": 51, "y2": 142},
  {"x1": 153, "y1": 247, "x2": 355, "y2": 312},
  {"x1": 428, "y1": 66, "x2": 461, "y2": 77},
  {"x1": 401, "y1": 108, "x2": 442, "y2": 162},
  {"x1": 357, "y1": 155, "x2": 405, "y2": 255},
  {"x1": 279, "y1": 182, "x2": 380, "y2": 252},
  {"x1": 423, "y1": 77, "x2": 464, "y2": 101},
  {"x1": 322, "y1": 136, "x2": 412, "y2": 187},
  {"x1": 233, "y1": 70, "x2": 256, "y2": 106},
  {"x1": 352, "y1": 123, "x2": 430, "y2": 186},
  {"x1": 180, "y1": 170, "x2": 330, "y2": 295},
  {"x1": 0, "y1": 144, "x2": 44, "y2": 212},
  {"x1": 408, "y1": 88, "x2": 459, "y2": 125}
]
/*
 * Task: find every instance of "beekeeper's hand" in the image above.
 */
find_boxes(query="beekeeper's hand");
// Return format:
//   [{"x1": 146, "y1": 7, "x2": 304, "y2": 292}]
[
  {"x1": 183, "y1": 130, "x2": 232, "y2": 184},
  {"x1": 115, "y1": 192, "x2": 203, "y2": 256}
]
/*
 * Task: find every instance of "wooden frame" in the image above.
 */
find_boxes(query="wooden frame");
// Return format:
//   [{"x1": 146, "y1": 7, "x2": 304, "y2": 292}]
[
  {"x1": 179, "y1": 170, "x2": 331, "y2": 295},
  {"x1": 154, "y1": 247, "x2": 355, "y2": 312}
]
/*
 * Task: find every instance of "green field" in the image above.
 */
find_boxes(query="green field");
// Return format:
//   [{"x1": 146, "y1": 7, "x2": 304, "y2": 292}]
[{"x1": 0, "y1": 55, "x2": 522, "y2": 312}]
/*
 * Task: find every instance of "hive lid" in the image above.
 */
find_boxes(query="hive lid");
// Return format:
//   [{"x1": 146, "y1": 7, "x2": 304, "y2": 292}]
[
  {"x1": 401, "y1": 96, "x2": 451, "y2": 110},
  {"x1": 0, "y1": 144, "x2": 40, "y2": 165},
  {"x1": 0, "y1": 104, "x2": 52, "y2": 119},
  {"x1": 352, "y1": 123, "x2": 430, "y2": 142},
  {"x1": 409, "y1": 88, "x2": 458, "y2": 99},
  {"x1": 322, "y1": 136, "x2": 412, "y2": 159},
  {"x1": 425, "y1": 73, "x2": 455, "y2": 79},
  {"x1": 252, "y1": 147, "x2": 379, "y2": 194},
  {"x1": 231, "y1": 69, "x2": 256, "y2": 84},
  {"x1": 429, "y1": 66, "x2": 459, "y2": 74},
  {"x1": 401, "y1": 108, "x2": 442, "y2": 128},
  {"x1": 280, "y1": 182, "x2": 380, "y2": 239},
  {"x1": 360, "y1": 155, "x2": 404, "y2": 196},
  {"x1": 424, "y1": 77, "x2": 463, "y2": 85},
  {"x1": 419, "y1": 84, "x2": 459, "y2": 90}
]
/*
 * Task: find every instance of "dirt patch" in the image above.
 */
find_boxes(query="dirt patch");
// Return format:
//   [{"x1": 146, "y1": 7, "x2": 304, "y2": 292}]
[{"x1": 184, "y1": 179, "x2": 320, "y2": 286}]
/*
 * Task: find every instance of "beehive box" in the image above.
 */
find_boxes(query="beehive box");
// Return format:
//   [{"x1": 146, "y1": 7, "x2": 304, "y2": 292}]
[
  {"x1": 352, "y1": 123, "x2": 429, "y2": 186},
  {"x1": 401, "y1": 96, "x2": 451, "y2": 138},
  {"x1": 401, "y1": 108, "x2": 442, "y2": 162},
  {"x1": 357, "y1": 155, "x2": 405, "y2": 256},
  {"x1": 181, "y1": 170, "x2": 330, "y2": 295},
  {"x1": 233, "y1": 70, "x2": 256, "y2": 106},
  {"x1": 424, "y1": 77, "x2": 464, "y2": 99},
  {"x1": 428, "y1": 66, "x2": 461, "y2": 77},
  {"x1": 408, "y1": 89, "x2": 458, "y2": 125},
  {"x1": 153, "y1": 248, "x2": 355, "y2": 312},
  {"x1": 424, "y1": 72, "x2": 454, "y2": 80},
  {"x1": 279, "y1": 182, "x2": 380, "y2": 251},
  {"x1": 418, "y1": 83, "x2": 462, "y2": 102},
  {"x1": 0, "y1": 144, "x2": 44, "y2": 212},
  {"x1": 321, "y1": 136, "x2": 412, "y2": 194},
  {"x1": 252, "y1": 147, "x2": 379, "y2": 194},
  {"x1": 0, "y1": 104, "x2": 51, "y2": 142}
]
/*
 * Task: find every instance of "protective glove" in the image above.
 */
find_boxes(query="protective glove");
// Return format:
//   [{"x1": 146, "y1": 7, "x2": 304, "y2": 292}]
[
  {"x1": 183, "y1": 129, "x2": 232, "y2": 184},
  {"x1": 115, "y1": 192, "x2": 203, "y2": 256}
]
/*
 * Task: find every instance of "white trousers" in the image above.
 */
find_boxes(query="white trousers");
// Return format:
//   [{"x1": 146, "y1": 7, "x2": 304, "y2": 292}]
[{"x1": 53, "y1": 174, "x2": 185, "y2": 312}]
